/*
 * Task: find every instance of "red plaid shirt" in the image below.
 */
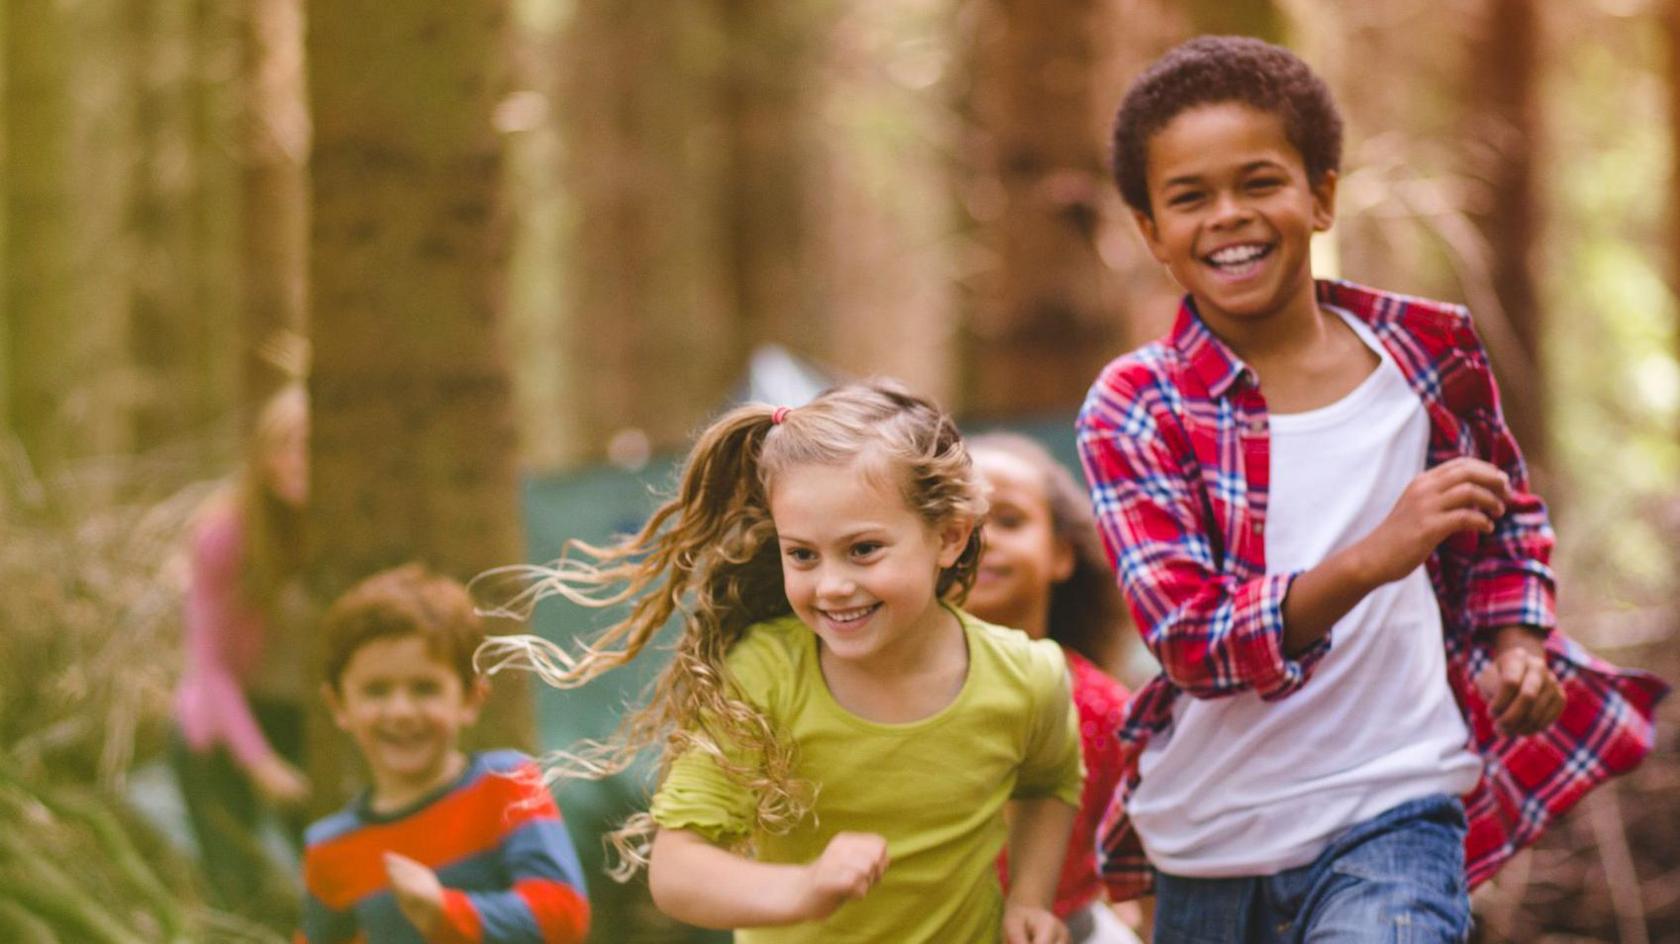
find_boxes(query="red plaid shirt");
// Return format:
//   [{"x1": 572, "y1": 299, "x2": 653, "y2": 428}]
[{"x1": 1076, "y1": 279, "x2": 1669, "y2": 901}]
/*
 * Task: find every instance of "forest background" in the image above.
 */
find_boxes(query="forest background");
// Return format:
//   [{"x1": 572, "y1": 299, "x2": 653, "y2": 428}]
[{"x1": 1, "y1": 0, "x2": 1677, "y2": 941}]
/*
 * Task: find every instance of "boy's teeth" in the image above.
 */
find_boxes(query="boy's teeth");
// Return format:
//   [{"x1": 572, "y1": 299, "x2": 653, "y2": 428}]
[{"x1": 1209, "y1": 244, "x2": 1265, "y2": 265}]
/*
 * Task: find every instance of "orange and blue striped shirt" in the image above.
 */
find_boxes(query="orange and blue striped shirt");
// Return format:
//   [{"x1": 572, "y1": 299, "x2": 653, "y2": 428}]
[{"x1": 297, "y1": 751, "x2": 589, "y2": 943}]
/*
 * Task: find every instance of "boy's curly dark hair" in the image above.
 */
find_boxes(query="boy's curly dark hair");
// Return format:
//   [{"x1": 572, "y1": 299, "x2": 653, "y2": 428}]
[{"x1": 1112, "y1": 35, "x2": 1343, "y2": 216}]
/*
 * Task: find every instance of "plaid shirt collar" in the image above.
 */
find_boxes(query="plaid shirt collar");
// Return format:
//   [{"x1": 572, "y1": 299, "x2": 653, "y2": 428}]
[
  {"x1": 1170, "y1": 296, "x2": 1253, "y2": 400},
  {"x1": 1170, "y1": 280, "x2": 1416, "y2": 400}
]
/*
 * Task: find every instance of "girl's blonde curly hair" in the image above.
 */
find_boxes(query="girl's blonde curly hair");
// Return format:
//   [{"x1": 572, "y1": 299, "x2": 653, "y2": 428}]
[{"x1": 475, "y1": 380, "x2": 986, "y2": 878}]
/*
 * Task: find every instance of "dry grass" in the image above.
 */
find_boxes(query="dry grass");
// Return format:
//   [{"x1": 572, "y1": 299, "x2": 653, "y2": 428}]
[{"x1": 0, "y1": 435, "x2": 286, "y2": 943}]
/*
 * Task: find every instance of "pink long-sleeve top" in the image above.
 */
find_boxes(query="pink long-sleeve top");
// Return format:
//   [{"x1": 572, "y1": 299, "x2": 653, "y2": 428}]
[{"x1": 173, "y1": 500, "x2": 278, "y2": 769}]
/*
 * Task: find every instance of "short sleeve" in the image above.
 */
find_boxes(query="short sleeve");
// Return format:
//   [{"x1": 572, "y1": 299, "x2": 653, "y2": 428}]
[
  {"x1": 648, "y1": 625, "x2": 789, "y2": 848},
  {"x1": 649, "y1": 741, "x2": 759, "y2": 848},
  {"x1": 1012, "y1": 640, "x2": 1084, "y2": 808}
]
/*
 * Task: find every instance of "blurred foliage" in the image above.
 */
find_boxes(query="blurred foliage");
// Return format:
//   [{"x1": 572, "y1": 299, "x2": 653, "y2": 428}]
[
  {"x1": 0, "y1": 438, "x2": 287, "y2": 941},
  {"x1": 1542, "y1": 6, "x2": 1680, "y2": 618}
]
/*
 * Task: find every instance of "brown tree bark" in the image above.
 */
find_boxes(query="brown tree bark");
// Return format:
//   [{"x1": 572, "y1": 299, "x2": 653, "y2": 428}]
[
  {"x1": 305, "y1": 0, "x2": 532, "y2": 814},
  {"x1": 1464, "y1": 0, "x2": 1546, "y2": 473},
  {"x1": 238, "y1": 0, "x2": 308, "y2": 424},
  {"x1": 556, "y1": 0, "x2": 739, "y2": 463},
  {"x1": 4, "y1": 0, "x2": 131, "y2": 471},
  {"x1": 716, "y1": 0, "x2": 824, "y2": 361},
  {"x1": 957, "y1": 0, "x2": 1158, "y2": 418},
  {"x1": 128, "y1": 0, "x2": 218, "y2": 450}
]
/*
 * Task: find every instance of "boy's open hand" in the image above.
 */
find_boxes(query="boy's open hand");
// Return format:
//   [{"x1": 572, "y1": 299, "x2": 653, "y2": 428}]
[
  {"x1": 799, "y1": 831, "x2": 889, "y2": 920},
  {"x1": 1476, "y1": 628, "x2": 1565, "y2": 736},
  {"x1": 1003, "y1": 903, "x2": 1068, "y2": 944},
  {"x1": 1358, "y1": 458, "x2": 1511, "y2": 586},
  {"x1": 384, "y1": 852, "x2": 446, "y2": 938}
]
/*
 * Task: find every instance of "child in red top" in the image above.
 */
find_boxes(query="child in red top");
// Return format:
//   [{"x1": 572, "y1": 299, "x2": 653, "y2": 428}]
[{"x1": 966, "y1": 433, "x2": 1142, "y2": 944}]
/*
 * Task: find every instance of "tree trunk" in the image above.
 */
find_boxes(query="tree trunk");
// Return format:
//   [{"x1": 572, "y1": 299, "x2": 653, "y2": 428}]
[
  {"x1": 238, "y1": 0, "x2": 308, "y2": 423},
  {"x1": 557, "y1": 0, "x2": 739, "y2": 463},
  {"x1": 1464, "y1": 0, "x2": 1546, "y2": 473},
  {"x1": 957, "y1": 0, "x2": 1135, "y2": 417},
  {"x1": 128, "y1": 0, "x2": 211, "y2": 449},
  {"x1": 190, "y1": 0, "x2": 241, "y2": 444},
  {"x1": 716, "y1": 0, "x2": 824, "y2": 361},
  {"x1": 4, "y1": 0, "x2": 131, "y2": 472},
  {"x1": 305, "y1": 0, "x2": 532, "y2": 814}
]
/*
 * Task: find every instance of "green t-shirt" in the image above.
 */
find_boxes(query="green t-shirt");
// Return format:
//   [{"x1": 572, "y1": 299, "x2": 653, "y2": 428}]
[{"x1": 650, "y1": 608, "x2": 1084, "y2": 943}]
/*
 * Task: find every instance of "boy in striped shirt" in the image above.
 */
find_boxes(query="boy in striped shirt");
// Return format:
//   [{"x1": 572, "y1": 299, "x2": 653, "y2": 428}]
[{"x1": 297, "y1": 564, "x2": 589, "y2": 943}]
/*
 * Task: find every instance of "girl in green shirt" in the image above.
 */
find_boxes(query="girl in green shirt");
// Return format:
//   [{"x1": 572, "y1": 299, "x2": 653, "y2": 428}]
[{"x1": 483, "y1": 381, "x2": 1083, "y2": 943}]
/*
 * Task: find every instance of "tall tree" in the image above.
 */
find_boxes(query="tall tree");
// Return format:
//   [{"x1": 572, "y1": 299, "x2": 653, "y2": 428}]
[
  {"x1": 554, "y1": 0, "x2": 830, "y2": 464},
  {"x1": 128, "y1": 0, "x2": 217, "y2": 449},
  {"x1": 189, "y1": 0, "x2": 242, "y2": 440},
  {"x1": 958, "y1": 0, "x2": 1127, "y2": 417},
  {"x1": 1464, "y1": 0, "x2": 1546, "y2": 472},
  {"x1": 305, "y1": 0, "x2": 532, "y2": 811},
  {"x1": 956, "y1": 0, "x2": 1187, "y2": 416},
  {"x1": 715, "y1": 0, "x2": 826, "y2": 361},
  {"x1": 4, "y1": 0, "x2": 131, "y2": 471},
  {"x1": 238, "y1": 0, "x2": 308, "y2": 422},
  {"x1": 556, "y1": 0, "x2": 737, "y2": 463}
]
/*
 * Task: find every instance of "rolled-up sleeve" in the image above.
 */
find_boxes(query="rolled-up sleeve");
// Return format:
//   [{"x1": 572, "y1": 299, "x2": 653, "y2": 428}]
[
  {"x1": 1446, "y1": 315, "x2": 1557, "y2": 636},
  {"x1": 1077, "y1": 368, "x2": 1327, "y2": 701}
]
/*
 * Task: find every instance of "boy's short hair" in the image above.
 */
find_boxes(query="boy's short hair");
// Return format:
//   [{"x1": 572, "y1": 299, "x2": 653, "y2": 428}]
[
  {"x1": 1112, "y1": 35, "x2": 1343, "y2": 215},
  {"x1": 322, "y1": 563, "x2": 483, "y2": 691}
]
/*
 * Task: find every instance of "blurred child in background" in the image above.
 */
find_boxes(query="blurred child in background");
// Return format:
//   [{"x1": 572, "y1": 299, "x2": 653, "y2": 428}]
[
  {"x1": 298, "y1": 564, "x2": 590, "y2": 943},
  {"x1": 172, "y1": 383, "x2": 312, "y2": 906},
  {"x1": 966, "y1": 433, "x2": 1143, "y2": 944}
]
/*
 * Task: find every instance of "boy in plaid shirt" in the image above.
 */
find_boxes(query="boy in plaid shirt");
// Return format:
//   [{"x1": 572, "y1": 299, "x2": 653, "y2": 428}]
[{"x1": 1077, "y1": 36, "x2": 1667, "y2": 943}]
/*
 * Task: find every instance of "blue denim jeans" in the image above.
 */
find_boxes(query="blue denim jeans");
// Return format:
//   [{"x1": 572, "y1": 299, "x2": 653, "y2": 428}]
[{"x1": 1152, "y1": 794, "x2": 1471, "y2": 943}]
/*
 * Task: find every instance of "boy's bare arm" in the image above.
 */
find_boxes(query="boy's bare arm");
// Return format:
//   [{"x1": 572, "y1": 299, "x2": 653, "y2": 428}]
[
  {"x1": 649, "y1": 827, "x2": 888, "y2": 929},
  {"x1": 1281, "y1": 457, "x2": 1511, "y2": 656}
]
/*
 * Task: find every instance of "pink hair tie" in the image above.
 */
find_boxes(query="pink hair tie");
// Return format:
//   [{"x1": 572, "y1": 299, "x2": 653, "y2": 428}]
[{"x1": 771, "y1": 406, "x2": 791, "y2": 425}]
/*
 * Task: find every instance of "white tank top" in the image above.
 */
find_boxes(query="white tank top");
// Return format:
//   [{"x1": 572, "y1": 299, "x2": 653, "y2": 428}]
[{"x1": 1127, "y1": 307, "x2": 1482, "y2": 877}]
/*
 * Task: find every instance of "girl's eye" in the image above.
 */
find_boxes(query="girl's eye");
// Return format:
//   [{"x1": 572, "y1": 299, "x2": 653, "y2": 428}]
[
  {"x1": 991, "y1": 511, "x2": 1025, "y2": 529},
  {"x1": 1246, "y1": 177, "x2": 1282, "y2": 192},
  {"x1": 850, "y1": 542, "x2": 883, "y2": 559},
  {"x1": 413, "y1": 681, "x2": 442, "y2": 698},
  {"x1": 1166, "y1": 191, "x2": 1202, "y2": 207},
  {"x1": 784, "y1": 546, "x2": 817, "y2": 565},
  {"x1": 362, "y1": 682, "x2": 391, "y2": 698}
]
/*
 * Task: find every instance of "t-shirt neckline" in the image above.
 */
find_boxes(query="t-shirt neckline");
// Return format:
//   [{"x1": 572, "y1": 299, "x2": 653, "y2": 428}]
[{"x1": 803, "y1": 602, "x2": 976, "y2": 732}]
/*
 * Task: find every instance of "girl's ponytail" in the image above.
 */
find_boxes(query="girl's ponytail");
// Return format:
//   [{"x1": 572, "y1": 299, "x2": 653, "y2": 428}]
[
  {"x1": 475, "y1": 404, "x2": 802, "y2": 876},
  {"x1": 478, "y1": 380, "x2": 986, "y2": 878}
]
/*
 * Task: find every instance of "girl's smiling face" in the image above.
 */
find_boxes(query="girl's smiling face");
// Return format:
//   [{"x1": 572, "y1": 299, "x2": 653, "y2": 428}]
[
  {"x1": 965, "y1": 448, "x2": 1073, "y2": 640},
  {"x1": 769, "y1": 457, "x2": 971, "y2": 670}
]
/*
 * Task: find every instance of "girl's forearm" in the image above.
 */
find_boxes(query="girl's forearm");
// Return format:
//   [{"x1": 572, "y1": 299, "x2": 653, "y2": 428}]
[
  {"x1": 648, "y1": 828, "x2": 812, "y2": 928},
  {"x1": 1005, "y1": 797, "x2": 1078, "y2": 908}
]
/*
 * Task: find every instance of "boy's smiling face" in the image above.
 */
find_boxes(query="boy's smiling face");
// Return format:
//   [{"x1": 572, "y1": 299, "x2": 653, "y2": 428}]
[
  {"x1": 1135, "y1": 101, "x2": 1336, "y2": 335},
  {"x1": 326, "y1": 634, "x2": 486, "y2": 810}
]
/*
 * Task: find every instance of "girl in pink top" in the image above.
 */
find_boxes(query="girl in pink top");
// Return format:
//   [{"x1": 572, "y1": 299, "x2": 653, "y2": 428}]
[
  {"x1": 967, "y1": 433, "x2": 1144, "y2": 944},
  {"x1": 171, "y1": 384, "x2": 312, "y2": 907}
]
